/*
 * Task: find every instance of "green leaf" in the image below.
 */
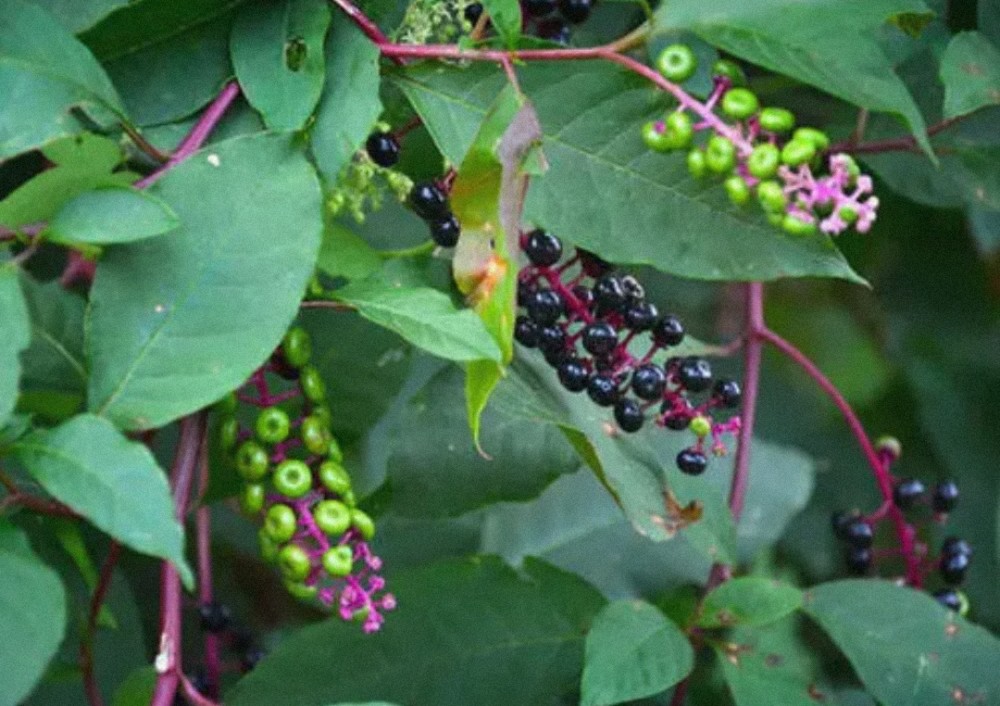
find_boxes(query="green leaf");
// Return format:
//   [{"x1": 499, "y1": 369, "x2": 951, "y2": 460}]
[
  {"x1": 581, "y1": 600, "x2": 693, "y2": 706},
  {"x1": 311, "y1": 13, "x2": 382, "y2": 182},
  {"x1": 698, "y1": 578, "x2": 802, "y2": 629},
  {"x1": 481, "y1": 0, "x2": 521, "y2": 47},
  {"x1": 940, "y1": 31, "x2": 1000, "y2": 119},
  {"x1": 110, "y1": 666, "x2": 156, "y2": 706},
  {"x1": 226, "y1": 556, "x2": 606, "y2": 706},
  {"x1": 87, "y1": 133, "x2": 322, "y2": 430},
  {"x1": 656, "y1": 0, "x2": 932, "y2": 155},
  {"x1": 0, "y1": 521, "x2": 67, "y2": 706},
  {"x1": 18, "y1": 277, "x2": 87, "y2": 421},
  {"x1": 968, "y1": 205, "x2": 1000, "y2": 256},
  {"x1": 332, "y1": 264, "x2": 503, "y2": 363},
  {"x1": 0, "y1": 134, "x2": 134, "y2": 230},
  {"x1": 11, "y1": 414, "x2": 193, "y2": 588},
  {"x1": 30, "y1": 0, "x2": 132, "y2": 34},
  {"x1": 804, "y1": 580, "x2": 1000, "y2": 705},
  {"x1": 394, "y1": 62, "x2": 863, "y2": 283},
  {"x1": 0, "y1": 1, "x2": 124, "y2": 159},
  {"x1": 81, "y1": 0, "x2": 239, "y2": 126},
  {"x1": 386, "y1": 365, "x2": 579, "y2": 517},
  {"x1": 316, "y1": 220, "x2": 382, "y2": 280},
  {"x1": 0, "y1": 260, "x2": 31, "y2": 427},
  {"x1": 46, "y1": 187, "x2": 179, "y2": 245},
  {"x1": 231, "y1": 0, "x2": 331, "y2": 131}
]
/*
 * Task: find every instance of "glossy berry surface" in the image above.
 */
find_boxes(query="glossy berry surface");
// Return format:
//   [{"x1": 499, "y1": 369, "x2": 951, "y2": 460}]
[
  {"x1": 631, "y1": 364, "x2": 667, "y2": 401},
  {"x1": 408, "y1": 182, "x2": 449, "y2": 220},
  {"x1": 624, "y1": 302, "x2": 658, "y2": 331},
  {"x1": 933, "y1": 588, "x2": 964, "y2": 613},
  {"x1": 845, "y1": 546, "x2": 872, "y2": 575},
  {"x1": 842, "y1": 518, "x2": 874, "y2": 549},
  {"x1": 656, "y1": 44, "x2": 697, "y2": 82},
  {"x1": 464, "y1": 2, "x2": 484, "y2": 23},
  {"x1": 557, "y1": 358, "x2": 589, "y2": 392},
  {"x1": 582, "y1": 322, "x2": 618, "y2": 357},
  {"x1": 940, "y1": 551, "x2": 971, "y2": 585},
  {"x1": 678, "y1": 357, "x2": 713, "y2": 392},
  {"x1": 524, "y1": 229, "x2": 563, "y2": 266},
  {"x1": 365, "y1": 132, "x2": 400, "y2": 168},
  {"x1": 527, "y1": 289, "x2": 565, "y2": 326},
  {"x1": 941, "y1": 536, "x2": 972, "y2": 558},
  {"x1": 255, "y1": 406, "x2": 290, "y2": 444},
  {"x1": 613, "y1": 399, "x2": 644, "y2": 433},
  {"x1": 892, "y1": 478, "x2": 926, "y2": 509},
  {"x1": 712, "y1": 379, "x2": 742, "y2": 408},
  {"x1": 593, "y1": 274, "x2": 627, "y2": 314},
  {"x1": 558, "y1": 0, "x2": 593, "y2": 23},
  {"x1": 676, "y1": 448, "x2": 708, "y2": 475},
  {"x1": 537, "y1": 17, "x2": 571, "y2": 43},
  {"x1": 273, "y1": 460, "x2": 312, "y2": 498},
  {"x1": 514, "y1": 316, "x2": 540, "y2": 347},
  {"x1": 586, "y1": 374, "x2": 619, "y2": 407},
  {"x1": 652, "y1": 315, "x2": 685, "y2": 346},
  {"x1": 932, "y1": 480, "x2": 959, "y2": 512},
  {"x1": 429, "y1": 214, "x2": 461, "y2": 247}
]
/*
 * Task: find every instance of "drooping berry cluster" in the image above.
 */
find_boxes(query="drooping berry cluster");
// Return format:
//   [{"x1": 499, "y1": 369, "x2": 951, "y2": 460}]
[
  {"x1": 218, "y1": 328, "x2": 395, "y2": 633},
  {"x1": 515, "y1": 230, "x2": 741, "y2": 475},
  {"x1": 643, "y1": 45, "x2": 878, "y2": 237},
  {"x1": 830, "y1": 439, "x2": 970, "y2": 615},
  {"x1": 463, "y1": 0, "x2": 596, "y2": 44}
]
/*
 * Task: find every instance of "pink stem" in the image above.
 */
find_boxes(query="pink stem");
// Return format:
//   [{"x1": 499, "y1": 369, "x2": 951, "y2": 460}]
[
  {"x1": 728, "y1": 283, "x2": 763, "y2": 520},
  {"x1": 196, "y1": 506, "x2": 221, "y2": 698}
]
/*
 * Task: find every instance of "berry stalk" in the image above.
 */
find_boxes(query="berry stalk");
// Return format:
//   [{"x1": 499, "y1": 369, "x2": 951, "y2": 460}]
[{"x1": 727, "y1": 283, "x2": 763, "y2": 521}]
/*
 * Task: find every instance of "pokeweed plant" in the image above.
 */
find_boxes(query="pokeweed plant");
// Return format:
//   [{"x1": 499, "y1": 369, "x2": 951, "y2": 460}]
[{"x1": 1, "y1": 0, "x2": 999, "y2": 705}]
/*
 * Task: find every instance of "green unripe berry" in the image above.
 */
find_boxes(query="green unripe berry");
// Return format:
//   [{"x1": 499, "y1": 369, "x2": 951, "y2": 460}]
[
  {"x1": 687, "y1": 148, "x2": 707, "y2": 178},
  {"x1": 322, "y1": 545, "x2": 354, "y2": 577},
  {"x1": 756, "y1": 180, "x2": 787, "y2": 213},
  {"x1": 215, "y1": 392, "x2": 238, "y2": 415},
  {"x1": 314, "y1": 499, "x2": 351, "y2": 536},
  {"x1": 664, "y1": 111, "x2": 694, "y2": 149},
  {"x1": 255, "y1": 407, "x2": 290, "y2": 444},
  {"x1": 300, "y1": 415, "x2": 330, "y2": 455},
  {"x1": 838, "y1": 206, "x2": 858, "y2": 224},
  {"x1": 724, "y1": 176, "x2": 751, "y2": 205},
  {"x1": 689, "y1": 415, "x2": 713, "y2": 438},
  {"x1": 318, "y1": 460, "x2": 352, "y2": 496},
  {"x1": 767, "y1": 212, "x2": 784, "y2": 227},
  {"x1": 258, "y1": 529, "x2": 279, "y2": 562},
  {"x1": 705, "y1": 135, "x2": 736, "y2": 174},
  {"x1": 758, "y1": 107, "x2": 796, "y2": 133},
  {"x1": 277, "y1": 544, "x2": 311, "y2": 581},
  {"x1": 282, "y1": 327, "x2": 312, "y2": 368},
  {"x1": 311, "y1": 404, "x2": 332, "y2": 428},
  {"x1": 656, "y1": 44, "x2": 697, "y2": 83},
  {"x1": 264, "y1": 504, "x2": 298, "y2": 543},
  {"x1": 641, "y1": 121, "x2": 674, "y2": 153},
  {"x1": 341, "y1": 488, "x2": 357, "y2": 508},
  {"x1": 780, "y1": 138, "x2": 816, "y2": 167},
  {"x1": 285, "y1": 580, "x2": 318, "y2": 600},
  {"x1": 327, "y1": 435, "x2": 344, "y2": 463},
  {"x1": 350, "y1": 509, "x2": 376, "y2": 540},
  {"x1": 721, "y1": 88, "x2": 759, "y2": 120},
  {"x1": 235, "y1": 441, "x2": 270, "y2": 482},
  {"x1": 747, "y1": 143, "x2": 780, "y2": 179},
  {"x1": 299, "y1": 365, "x2": 326, "y2": 403},
  {"x1": 219, "y1": 416, "x2": 239, "y2": 451},
  {"x1": 240, "y1": 483, "x2": 266, "y2": 515},
  {"x1": 273, "y1": 459, "x2": 313, "y2": 498},
  {"x1": 712, "y1": 59, "x2": 746, "y2": 86},
  {"x1": 781, "y1": 214, "x2": 818, "y2": 236},
  {"x1": 840, "y1": 154, "x2": 861, "y2": 179},
  {"x1": 792, "y1": 127, "x2": 829, "y2": 151}
]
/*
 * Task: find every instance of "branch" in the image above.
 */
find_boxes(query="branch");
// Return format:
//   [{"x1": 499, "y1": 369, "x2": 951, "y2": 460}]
[
  {"x1": 81, "y1": 541, "x2": 122, "y2": 706},
  {"x1": 196, "y1": 504, "x2": 221, "y2": 698},
  {"x1": 728, "y1": 283, "x2": 763, "y2": 521},
  {"x1": 830, "y1": 116, "x2": 964, "y2": 156}
]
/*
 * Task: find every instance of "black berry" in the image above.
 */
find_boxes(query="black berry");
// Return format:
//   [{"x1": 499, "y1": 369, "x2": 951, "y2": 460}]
[
  {"x1": 624, "y1": 301, "x2": 658, "y2": 331},
  {"x1": 557, "y1": 358, "x2": 589, "y2": 392},
  {"x1": 663, "y1": 411, "x2": 692, "y2": 430},
  {"x1": 527, "y1": 289, "x2": 565, "y2": 326},
  {"x1": 572, "y1": 284, "x2": 595, "y2": 310},
  {"x1": 558, "y1": 0, "x2": 593, "y2": 23},
  {"x1": 365, "y1": 132, "x2": 400, "y2": 168},
  {"x1": 198, "y1": 601, "x2": 232, "y2": 634},
  {"x1": 582, "y1": 322, "x2": 618, "y2": 357},
  {"x1": 241, "y1": 647, "x2": 266, "y2": 673},
  {"x1": 514, "y1": 316, "x2": 540, "y2": 347},
  {"x1": 842, "y1": 518, "x2": 873, "y2": 549},
  {"x1": 845, "y1": 546, "x2": 873, "y2": 575},
  {"x1": 940, "y1": 551, "x2": 970, "y2": 585},
  {"x1": 678, "y1": 356, "x2": 713, "y2": 393},
  {"x1": 408, "y1": 182, "x2": 449, "y2": 220},
  {"x1": 537, "y1": 16, "x2": 571, "y2": 43},
  {"x1": 613, "y1": 399, "x2": 644, "y2": 433},
  {"x1": 892, "y1": 478, "x2": 926, "y2": 510},
  {"x1": 593, "y1": 274, "x2": 627, "y2": 315},
  {"x1": 831, "y1": 510, "x2": 860, "y2": 541},
  {"x1": 932, "y1": 480, "x2": 959, "y2": 513},
  {"x1": 523, "y1": 0, "x2": 556, "y2": 16},
  {"x1": 941, "y1": 536, "x2": 972, "y2": 558},
  {"x1": 676, "y1": 448, "x2": 708, "y2": 475},
  {"x1": 524, "y1": 229, "x2": 563, "y2": 267},
  {"x1": 543, "y1": 345, "x2": 569, "y2": 367},
  {"x1": 464, "y1": 2, "x2": 484, "y2": 23},
  {"x1": 586, "y1": 374, "x2": 619, "y2": 407},
  {"x1": 631, "y1": 364, "x2": 667, "y2": 401},
  {"x1": 429, "y1": 213, "x2": 461, "y2": 247},
  {"x1": 652, "y1": 315, "x2": 685, "y2": 347},
  {"x1": 537, "y1": 325, "x2": 566, "y2": 355},
  {"x1": 517, "y1": 278, "x2": 536, "y2": 306},
  {"x1": 933, "y1": 588, "x2": 963, "y2": 612}
]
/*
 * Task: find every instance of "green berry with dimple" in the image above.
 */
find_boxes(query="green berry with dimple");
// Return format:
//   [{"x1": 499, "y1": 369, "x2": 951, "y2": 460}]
[
  {"x1": 314, "y1": 499, "x2": 351, "y2": 536},
  {"x1": 721, "y1": 88, "x2": 759, "y2": 120},
  {"x1": 793, "y1": 127, "x2": 829, "y2": 151},
  {"x1": 758, "y1": 107, "x2": 796, "y2": 133},
  {"x1": 273, "y1": 459, "x2": 312, "y2": 498},
  {"x1": 724, "y1": 176, "x2": 750, "y2": 205},
  {"x1": 687, "y1": 149, "x2": 706, "y2": 178},
  {"x1": 705, "y1": 136, "x2": 736, "y2": 173},
  {"x1": 642, "y1": 121, "x2": 673, "y2": 153},
  {"x1": 782, "y1": 214, "x2": 818, "y2": 236},
  {"x1": 219, "y1": 417, "x2": 239, "y2": 451},
  {"x1": 781, "y1": 139, "x2": 815, "y2": 167},
  {"x1": 712, "y1": 59, "x2": 745, "y2": 85},
  {"x1": 756, "y1": 180, "x2": 787, "y2": 213},
  {"x1": 322, "y1": 546, "x2": 354, "y2": 577},
  {"x1": 282, "y1": 327, "x2": 312, "y2": 368},
  {"x1": 240, "y1": 483, "x2": 266, "y2": 515},
  {"x1": 235, "y1": 441, "x2": 269, "y2": 481},
  {"x1": 747, "y1": 143, "x2": 780, "y2": 179},
  {"x1": 300, "y1": 415, "x2": 330, "y2": 455},
  {"x1": 351, "y1": 509, "x2": 376, "y2": 540},
  {"x1": 277, "y1": 544, "x2": 311, "y2": 581},
  {"x1": 299, "y1": 365, "x2": 326, "y2": 402},
  {"x1": 264, "y1": 504, "x2": 298, "y2": 543},
  {"x1": 318, "y1": 460, "x2": 352, "y2": 496},
  {"x1": 664, "y1": 112, "x2": 694, "y2": 149},
  {"x1": 689, "y1": 415, "x2": 712, "y2": 438},
  {"x1": 656, "y1": 44, "x2": 697, "y2": 82},
  {"x1": 255, "y1": 407, "x2": 290, "y2": 444}
]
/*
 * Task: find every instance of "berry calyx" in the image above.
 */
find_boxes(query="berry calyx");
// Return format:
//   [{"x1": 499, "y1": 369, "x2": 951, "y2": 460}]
[
  {"x1": 676, "y1": 448, "x2": 708, "y2": 475},
  {"x1": 932, "y1": 480, "x2": 959, "y2": 513},
  {"x1": 524, "y1": 229, "x2": 563, "y2": 267},
  {"x1": 273, "y1": 460, "x2": 312, "y2": 498},
  {"x1": 408, "y1": 182, "x2": 449, "y2": 220},
  {"x1": 365, "y1": 132, "x2": 400, "y2": 168},
  {"x1": 429, "y1": 214, "x2": 461, "y2": 247},
  {"x1": 264, "y1": 504, "x2": 298, "y2": 543},
  {"x1": 656, "y1": 44, "x2": 697, "y2": 83},
  {"x1": 613, "y1": 399, "x2": 644, "y2": 433},
  {"x1": 255, "y1": 407, "x2": 290, "y2": 444},
  {"x1": 892, "y1": 478, "x2": 926, "y2": 510}
]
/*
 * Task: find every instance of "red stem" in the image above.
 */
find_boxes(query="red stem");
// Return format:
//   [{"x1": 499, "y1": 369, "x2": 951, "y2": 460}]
[
  {"x1": 196, "y1": 505, "x2": 221, "y2": 698},
  {"x1": 829, "y1": 116, "x2": 964, "y2": 155},
  {"x1": 81, "y1": 541, "x2": 122, "y2": 706},
  {"x1": 728, "y1": 283, "x2": 763, "y2": 520}
]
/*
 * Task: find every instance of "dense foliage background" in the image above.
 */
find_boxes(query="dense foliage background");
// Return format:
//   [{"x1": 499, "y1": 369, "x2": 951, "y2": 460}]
[{"x1": 1, "y1": 0, "x2": 1000, "y2": 704}]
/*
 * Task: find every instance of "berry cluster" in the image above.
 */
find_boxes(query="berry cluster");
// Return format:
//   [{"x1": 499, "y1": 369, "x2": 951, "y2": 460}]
[
  {"x1": 830, "y1": 440, "x2": 970, "y2": 615},
  {"x1": 515, "y1": 230, "x2": 741, "y2": 475},
  {"x1": 643, "y1": 45, "x2": 879, "y2": 237},
  {"x1": 365, "y1": 129, "x2": 462, "y2": 248},
  {"x1": 464, "y1": 0, "x2": 596, "y2": 44},
  {"x1": 218, "y1": 328, "x2": 395, "y2": 633}
]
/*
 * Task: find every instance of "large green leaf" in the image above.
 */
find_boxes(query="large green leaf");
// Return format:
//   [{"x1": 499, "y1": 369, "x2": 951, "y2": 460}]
[
  {"x1": 940, "y1": 31, "x2": 1000, "y2": 119},
  {"x1": 698, "y1": 578, "x2": 802, "y2": 629},
  {"x1": 12, "y1": 414, "x2": 193, "y2": 587},
  {"x1": 0, "y1": 260, "x2": 31, "y2": 427},
  {"x1": 87, "y1": 133, "x2": 322, "y2": 430},
  {"x1": 226, "y1": 557, "x2": 606, "y2": 706},
  {"x1": 46, "y1": 187, "x2": 179, "y2": 245},
  {"x1": 394, "y1": 62, "x2": 862, "y2": 283},
  {"x1": 0, "y1": 522, "x2": 67, "y2": 706},
  {"x1": 386, "y1": 365, "x2": 579, "y2": 517},
  {"x1": 580, "y1": 600, "x2": 693, "y2": 706},
  {"x1": 655, "y1": 0, "x2": 931, "y2": 154},
  {"x1": 332, "y1": 262, "x2": 503, "y2": 363},
  {"x1": 30, "y1": 0, "x2": 131, "y2": 33},
  {"x1": 0, "y1": 1, "x2": 124, "y2": 159},
  {"x1": 480, "y1": 0, "x2": 521, "y2": 47},
  {"x1": 804, "y1": 580, "x2": 1000, "y2": 705},
  {"x1": 81, "y1": 0, "x2": 241, "y2": 125},
  {"x1": 0, "y1": 134, "x2": 135, "y2": 229},
  {"x1": 230, "y1": 0, "x2": 331, "y2": 131},
  {"x1": 311, "y1": 13, "x2": 382, "y2": 182}
]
